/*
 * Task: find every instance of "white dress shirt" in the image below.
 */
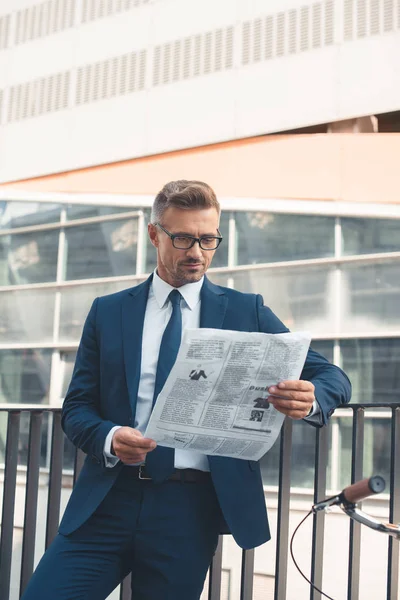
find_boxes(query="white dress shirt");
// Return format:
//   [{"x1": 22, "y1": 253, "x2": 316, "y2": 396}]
[
  {"x1": 104, "y1": 270, "x2": 209, "y2": 470},
  {"x1": 104, "y1": 271, "x2": 321, "y2": 468}
]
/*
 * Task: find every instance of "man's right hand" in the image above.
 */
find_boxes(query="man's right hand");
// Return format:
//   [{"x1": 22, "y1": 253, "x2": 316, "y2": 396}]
[{"x1": 111, "y1": 427, "x2": 157, "y2": 464}]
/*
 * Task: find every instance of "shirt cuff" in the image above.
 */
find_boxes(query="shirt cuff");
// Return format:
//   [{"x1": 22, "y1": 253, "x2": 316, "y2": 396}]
[
  {"x1": 104, "y1": 426, "x2": 122, "y2": 468},
  {"x1": 303, "y1": 399, "x2": 323, "y2": 425}
]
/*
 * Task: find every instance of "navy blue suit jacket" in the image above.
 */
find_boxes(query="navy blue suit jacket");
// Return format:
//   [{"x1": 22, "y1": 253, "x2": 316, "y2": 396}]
[{"x1": 60, "y1": 275, "x2": 351, "y2": 549}]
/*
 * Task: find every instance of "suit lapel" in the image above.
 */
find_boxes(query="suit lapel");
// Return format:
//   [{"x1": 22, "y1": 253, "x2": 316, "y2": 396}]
[
  {"x1": 200, "y1": 276, "x2": 228, "y2": 329},
  {"x1": 121, "y1": 275, "x2": 152, "y2": 416}
]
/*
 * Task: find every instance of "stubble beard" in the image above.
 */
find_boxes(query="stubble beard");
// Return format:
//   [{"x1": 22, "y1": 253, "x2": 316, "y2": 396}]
[{"x1": 172, "y1": 262, "x2": 206, "y2": 286}]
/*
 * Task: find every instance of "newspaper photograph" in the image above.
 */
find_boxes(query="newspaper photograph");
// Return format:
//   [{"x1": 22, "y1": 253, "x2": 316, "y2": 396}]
[{"x1": 144, "y1": 329, "x2": 311, "y2": 461}]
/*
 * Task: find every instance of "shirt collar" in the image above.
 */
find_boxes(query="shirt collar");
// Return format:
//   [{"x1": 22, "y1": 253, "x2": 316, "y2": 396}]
[{"x1": 152, "y1": 270, "x2": 203, "y2": 311}]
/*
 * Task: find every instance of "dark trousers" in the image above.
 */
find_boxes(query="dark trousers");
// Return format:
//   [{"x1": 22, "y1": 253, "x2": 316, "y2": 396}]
[{"x1": 21, "y1": 468, "x2": 222, "y2": 600}]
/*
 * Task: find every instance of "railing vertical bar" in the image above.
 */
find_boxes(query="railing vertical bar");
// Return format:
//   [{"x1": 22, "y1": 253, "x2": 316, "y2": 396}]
[
  {"x1": 73, "y1": 447, "x2": 86, "y2": 485},
  {"x1": 45, "y1": 411, "x2": 64, "y2": 549},
  {"x1": 208, "y1": 536, "x2": 223, "y2": 600},
  {"x1": 274, "y1": 418, "x2": 293, "y2": 600},
  {"x1": 0, "y1": 411, "x2": 21, "y2": 600},
  {"x1": 387, "y1": 407, "x2": 400, "y2": 600},
  {"x1": 20, "y1": 411, "x2": 43, "y2": 597},
  {"x1": 120, "y1": 574, "x2": 132, "y2": 600},
  {"x1": 240, "y1": 548, "x2": 255, "y2": 600},
  {"x1": 310, "y1": 426, "x2": 329, "y2": 600},
  {"x1": 347, "y1": 407, "x2": 364, "y2": 600}
]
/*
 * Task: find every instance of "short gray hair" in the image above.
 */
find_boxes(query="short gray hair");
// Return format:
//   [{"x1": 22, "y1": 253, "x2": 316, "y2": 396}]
[{"x1": 151, "y1": 180, "x2": 220, "y2": 223}]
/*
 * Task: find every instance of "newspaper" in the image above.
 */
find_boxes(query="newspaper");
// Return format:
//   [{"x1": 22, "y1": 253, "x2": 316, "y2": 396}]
[{"x1": 144, "y1": 329, "x2": 311, "y2": 461}]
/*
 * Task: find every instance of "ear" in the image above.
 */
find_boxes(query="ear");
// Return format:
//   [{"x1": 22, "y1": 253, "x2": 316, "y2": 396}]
[{"x1": 148, "y1": 223, "x2": 159, "y2": 248}]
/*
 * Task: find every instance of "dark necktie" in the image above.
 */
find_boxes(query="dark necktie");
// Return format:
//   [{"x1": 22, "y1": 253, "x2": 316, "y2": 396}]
[{"x1": 145, "y1": 289, "x2": 182, "y2": 482}]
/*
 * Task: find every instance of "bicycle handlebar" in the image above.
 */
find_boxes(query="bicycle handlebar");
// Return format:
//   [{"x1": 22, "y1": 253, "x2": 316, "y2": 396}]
[{"x1": 341, "y1": 476, "x2": 386, "y2": 504}]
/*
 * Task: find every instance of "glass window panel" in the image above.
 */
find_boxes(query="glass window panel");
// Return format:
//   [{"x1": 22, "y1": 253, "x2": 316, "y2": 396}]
[
  {"x1": 311, "y1": 340, "x2": 334, "y2": 363},
  {"x1": 59, "y1": 279, "x2": 145, "y2": 342},
  {"x1": 61, "y1": 351, "x2": 77, "y2": 397},
  {"x1": 208, "y1": 210, "x2": 229, "y2": 269},
  {"x1": 363, "y1": 417, "x2": 391, "y2": 486},
  {"x1": 66, "y1": 204, "x2": 134, "y2": 220},
  {"x1": 144, "y1": 209, "x2": 229, "y2": 275},
  {"x1": 341, "y1": 338, "x2": 400, "y2": 404},
  {"x1": 260, "y1": 429, "x2": 280, "y2": 487},
  {"x1": 226, "y1": 265, "x2": 335, "y2": 334},
  {"x1": 144, "y1": 209, "x2": 157, "y2": 275},
  {"x1": 0, "y1": 411, "x2": 76, "y2": 470},
  {"x1": 235, "y1": 212, "x2": 335, "y2": 265},
  {"x1": 0, "y1": 230, "x2": 59, "y2": 285},
  {"x1": 0, "y1": 349, "x2": 52, "y2": 404},
  {"x1": 261, "y1": 421, "x2": 319, "y2": 489},
  {"x1": 342, "y1": 217, "x2": 400, "y2": 255},
  {"x1": 65, "y1": 219, "x2": 138, "y2": 280},
  {"x1": 290, "y1": 421, "x2": 317, "y2": 488},
  {"x1": 0, "y1": 288, "x2": 55, "y2": 343},
  {"x1": 0, "y1": 201, "x2": 61, "y2": 229},
  {"x1": 332, "y1": 415, "x2": 391, "y2": 491},
  {"x1": 341, "y1": 261, "x2": 400, "y2": 333}
]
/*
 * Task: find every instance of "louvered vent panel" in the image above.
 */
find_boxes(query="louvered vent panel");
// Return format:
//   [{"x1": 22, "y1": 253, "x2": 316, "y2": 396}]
[
  {"x1": 13, "y1": 0, "x2": 75, "y2": 45},
  {"x1": 242, "y1": 21, "x2": 251, "y2": 65},
  {"x1": 84, "y1": 64, "x2": 93, "y2": 102},
  {"x1": 214, "y1": 28, "x2": 223, "y2": 71},
  {"x1": 312, "y1": 3, "x2": 322, "y2": 46},
  {"x1": 75, "y1": 48, "x2": 147, "y2": 104},
  {"x1": 344, "y1": 0, "x2": 354, "y2": 40},
  {"x1": 239, "y1": 3, "x2": 333, "y2": 68},
  {"x1": 172, "y1": 40, "x2": 181, "y2": 81},
  {"x1": 153, "y1": 46, "x2": 161, "y2": 86},
  {"x1": 163, "y1": 43, "x2": 171, "y2": 84},
  {"x1": 384, "y1": 0, "x2": 394, "y2": 30},
  {"x1": 225, "y1": 26, "x2": 234, "y2": 68},
  {"x1": 109, "y1": 56, "x2": 119, "y2": 96},
  {"x1": 7, "y1": 87, "x2": 15, "y2": 122},
  {"x1": 81, "y1": 0, "x2": 149, "y2": 23},
  {"x1": 288, "y1": 9, "x2": 297, "y2": 53},
  {"x1": 152, "y1": 27, "x2": 234, "y2": 86},
  {"x1": 194, "y1": 35, "x2": 202, "y2": 76},
  {"x1": 0, "y1": 14, "x2": 11, "y2": 50},
  {"x1": 82, "y1": 0, "x2": 89, "y2": 22},
  {"x1": 7, "y1": 70, "x2": 71, "y2": 123},
  {"x1": 76, "y1": 67, "x2": 84, "y2": 104},
  {"x1": 119, "y1": 54, "x2": 128, "y2": 94},
  {"x1": 265, "y1": 15, "x2": 274, "y2": 59},
  {"x1": 357, "y1": 0, "x2": 367, "y2": 36},
  {"x1": 324, "y1": 1, "x2": 334, "y2": 44},
  {"x1": 183, "y1": 37, "x2": 192, "y2": 79},
  {"x1": 138, "y1": 50, "x2": 146, "y2": 89},
  {"x1": 253, "y1": 18, "x2": 262, "y2": 62},
  {"x1": 203, "y1": 31, "x2": 213, "y2": 73},
  {"x1": 276, "y1": 12, "x2": 285, "y2": 56},
  {"x1": 370, "y1": 0, "x2": 381, "y2": 34},
  {"x1": 300, "y1": 6, "x2": 310, "y2": 51}
]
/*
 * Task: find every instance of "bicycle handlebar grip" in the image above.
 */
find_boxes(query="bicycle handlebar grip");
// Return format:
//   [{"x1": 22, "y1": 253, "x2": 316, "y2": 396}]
[{"x1": 342, "y1": 476, "x2": 386, "y2": 504}]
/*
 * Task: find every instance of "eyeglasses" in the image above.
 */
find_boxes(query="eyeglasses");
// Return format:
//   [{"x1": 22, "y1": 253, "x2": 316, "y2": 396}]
[{"x1": 155, "y1": 223, "x2": 223, "y2": 250}]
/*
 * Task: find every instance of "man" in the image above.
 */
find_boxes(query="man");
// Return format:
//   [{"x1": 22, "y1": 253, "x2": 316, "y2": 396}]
[{"x1": 22, "y1": 180, "x2": 351, "y2": 600}]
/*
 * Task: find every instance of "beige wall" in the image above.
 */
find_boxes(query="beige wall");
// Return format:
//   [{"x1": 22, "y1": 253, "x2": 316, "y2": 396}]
[{"x1": 2, "y1": 133, "x2": 400, "y2": 205}]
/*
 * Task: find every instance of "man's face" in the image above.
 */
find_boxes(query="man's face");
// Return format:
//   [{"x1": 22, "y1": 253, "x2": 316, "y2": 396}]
[{"x1": 148, "y1": 207, "x2": 220, "y2": 287}]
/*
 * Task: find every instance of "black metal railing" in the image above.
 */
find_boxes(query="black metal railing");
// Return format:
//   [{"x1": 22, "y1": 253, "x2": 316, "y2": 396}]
[{"x1": 0, "y1": 404, "x2": 399, "y2": 600}]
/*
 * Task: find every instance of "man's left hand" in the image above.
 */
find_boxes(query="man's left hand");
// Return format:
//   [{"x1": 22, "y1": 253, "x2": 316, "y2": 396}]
[{"x1": 267, "y1": 380, "x2": 315, "y2": 420}]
